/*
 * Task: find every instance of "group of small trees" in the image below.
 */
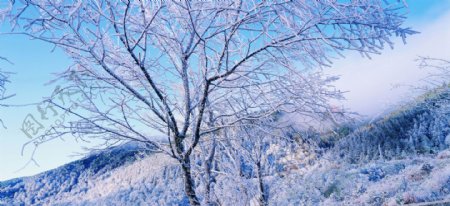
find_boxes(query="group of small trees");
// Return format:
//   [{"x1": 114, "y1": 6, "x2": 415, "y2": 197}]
[
  {"x1": 1, "y1": 0, "x2": 415, "y2": 205},
  {"x1": 417, "y1": 57, "x2": 450, "y2": 90}
]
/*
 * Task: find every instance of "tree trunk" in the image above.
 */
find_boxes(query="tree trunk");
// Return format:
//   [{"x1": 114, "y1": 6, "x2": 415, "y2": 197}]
[
  {"x1": 256, "y1": 161, "x2": 268, "y2": 206},
  {"x1": 203, "y1": 139, "x2": 217, "y2": 205},
  {"x1": 181, "y1": 157, "x2": 201, "y2": 206},
  {"x1": 204, "y1": 159, "x2": 213, "y2": 205}
]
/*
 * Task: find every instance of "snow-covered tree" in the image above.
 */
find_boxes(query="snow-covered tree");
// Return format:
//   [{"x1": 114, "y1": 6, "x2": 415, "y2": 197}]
[
  {"x1": 0, "y1": 57, "x2": 10, "y2": 102},
  {"x1": 1, "y1": 0, "x2": 415, "y2": 204},
  {"x1": 417, "y1": 57, "x2": 450, "y2": 90},
  {"x1": 210, "y1": 113, "x2": 325, "y2": 205},
  {"x1": 0, "y1": 57, "x2": 13, "y2": 127},
  {"x1": 0, "y1": 70, "x2": 6, "y2": 101}
]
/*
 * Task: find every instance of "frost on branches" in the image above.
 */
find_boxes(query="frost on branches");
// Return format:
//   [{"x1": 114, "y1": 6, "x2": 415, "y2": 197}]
[{"x1": 1, "y1": 0, "x2": 415, "y2": 204}]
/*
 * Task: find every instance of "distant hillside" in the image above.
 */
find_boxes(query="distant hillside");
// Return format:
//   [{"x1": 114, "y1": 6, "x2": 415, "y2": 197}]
[
  {"x1": 1, "y1": 87, "x2": 449, "y2": 206},
  {"x1": 0, "y1": 143, "x2": 187, "y2": 205},
  {"x1": 331, "y1": 86, "x2": 450, "y2": 163}
]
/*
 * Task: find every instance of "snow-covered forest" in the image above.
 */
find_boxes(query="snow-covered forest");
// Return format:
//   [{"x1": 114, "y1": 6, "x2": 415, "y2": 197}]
[{"x1": 0, "y1": 0, "x2": 449, "y2": 205}]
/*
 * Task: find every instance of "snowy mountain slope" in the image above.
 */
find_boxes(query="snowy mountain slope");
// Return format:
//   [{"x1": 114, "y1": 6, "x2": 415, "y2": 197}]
[
  {"x1": 270, "y1": 149, "x2": 450, "y2": 205},
  {"x1": 278, "y1": 86, "x2": 450, "y2": 205},
  {"x1": 0, "y1": 144, "x2": 187, "y2": 205},
  {"x1": 332, "y1": 86, "x2": 450, "y2": 164},
  {"x1": 0, "y1": 87, "x2": 449, "y2": 206}
]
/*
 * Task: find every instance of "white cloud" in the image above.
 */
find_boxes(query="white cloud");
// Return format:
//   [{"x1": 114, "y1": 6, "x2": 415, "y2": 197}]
[{"x1": 327, "y1": 10, "x2": 450, "y2": 117}]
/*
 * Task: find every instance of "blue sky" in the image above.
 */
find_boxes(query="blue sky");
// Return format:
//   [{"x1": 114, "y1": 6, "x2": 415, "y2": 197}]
[{"x1": 1, "y1": 0, "x2": 450, "y2": 181}]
